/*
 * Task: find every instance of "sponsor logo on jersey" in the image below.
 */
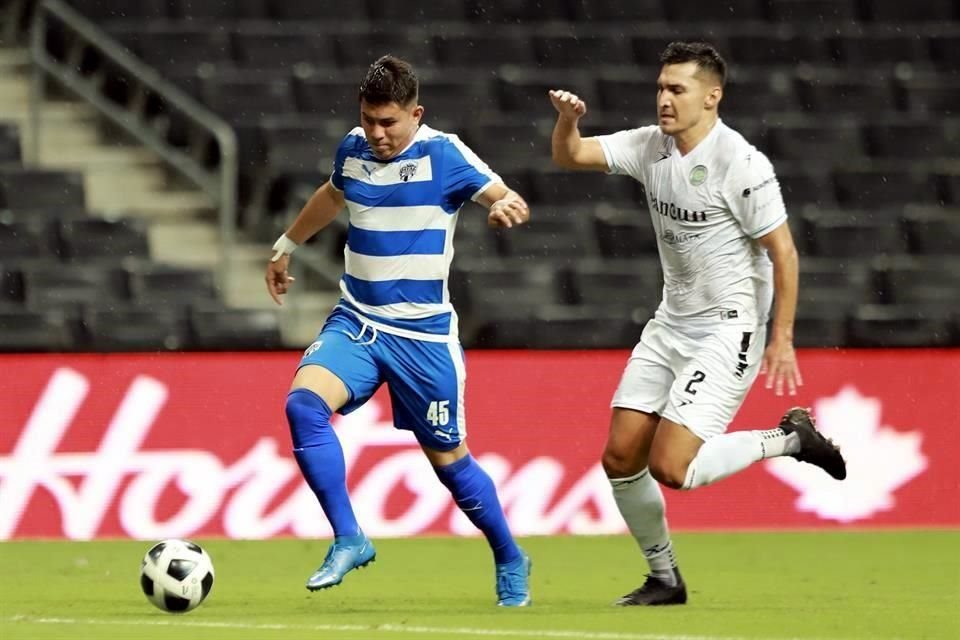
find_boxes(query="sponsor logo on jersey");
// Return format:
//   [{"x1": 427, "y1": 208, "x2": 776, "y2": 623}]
[
  {"x1": 649, "y1": 196, "x2": 707, "y2": 222},
  {"x1": 742, "y1": 176, "x2": 777, "y2": 197}
]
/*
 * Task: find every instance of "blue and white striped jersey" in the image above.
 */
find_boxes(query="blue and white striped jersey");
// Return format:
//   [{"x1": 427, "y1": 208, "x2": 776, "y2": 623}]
[{"x1": 330, "y1": 124, "x2": 501, "y2": 340}]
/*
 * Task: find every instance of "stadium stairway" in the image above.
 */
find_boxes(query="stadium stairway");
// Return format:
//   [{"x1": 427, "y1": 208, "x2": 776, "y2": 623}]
[{"x1": 0, "y1": 44, "x2": 335, "y2": 346}]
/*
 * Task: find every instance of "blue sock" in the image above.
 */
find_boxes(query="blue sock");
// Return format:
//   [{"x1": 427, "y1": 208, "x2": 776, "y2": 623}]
[
  {"x1": 286, "y1": 388, "x2": 360, "y2": 539},
  {"x1": 435, "y1": 455, "x2": 521, "y2": 565}
]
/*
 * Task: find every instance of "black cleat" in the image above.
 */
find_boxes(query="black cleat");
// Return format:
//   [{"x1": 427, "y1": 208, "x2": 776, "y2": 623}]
[
  {"x1": 615, "y1": 569, "x2": 687, "y2": 606},
  {"x1": 778, "y1": 407, "x2": 847, "y2": 480}
]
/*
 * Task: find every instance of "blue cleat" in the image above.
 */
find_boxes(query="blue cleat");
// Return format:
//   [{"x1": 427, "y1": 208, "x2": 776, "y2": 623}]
[
  {"x1": 305, "y1": 532, "x2": 376, "y2": 591},
  {"x1": 495, "y1": 550, "x2": 532, "y2": 607}
]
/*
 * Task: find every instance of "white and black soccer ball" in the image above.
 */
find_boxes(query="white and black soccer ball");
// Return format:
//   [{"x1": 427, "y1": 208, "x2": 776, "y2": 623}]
[{"x1": 139, "y1": 539, "x2": 215, "y2": 613}]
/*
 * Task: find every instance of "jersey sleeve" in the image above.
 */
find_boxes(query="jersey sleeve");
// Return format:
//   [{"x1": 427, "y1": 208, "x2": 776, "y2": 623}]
[
  {"x1": 595, "y1": 126, "x2": 657, "y2": 180},
  {"x1": 441, "y1": 135, "x2": 502, "y2": 210},
  {"x1": 330, "y1": 129, "x2": 362, "y2": 191},
  {"x1": 723, "y1": 150, "x2": 788, "y2": 239}
]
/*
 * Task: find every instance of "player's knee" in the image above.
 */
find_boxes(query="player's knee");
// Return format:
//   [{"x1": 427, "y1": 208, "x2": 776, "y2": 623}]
[
  {"x1": 649, "y1": 457, "x2": 688, "y2": 490},
  {"x1": 602, "y1": 447, "x2": 640, "y2": 478},
  {"x1": 285, "y1": 388, "x2": 333, "y2": 449}
]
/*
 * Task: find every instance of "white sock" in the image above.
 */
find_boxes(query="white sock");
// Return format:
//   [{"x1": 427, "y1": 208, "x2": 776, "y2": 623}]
[
  {"x1": 682, "y1": 429, "x2": 801, "y2": 490},
  {"x1": 610, "y1": 469, "x2": 678, "y2": 586}
]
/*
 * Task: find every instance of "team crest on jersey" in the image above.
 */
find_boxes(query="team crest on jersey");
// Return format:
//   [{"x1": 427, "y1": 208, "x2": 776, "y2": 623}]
[
  {"x1": 689, "y1": 165, "x2": 708, "y2": 186},
  {"x1": 398, "y1": 162, "x2": 418, "y2": 182},
  {"x1": 304, "y1": 340, "x2": 323, "y2": 357}
]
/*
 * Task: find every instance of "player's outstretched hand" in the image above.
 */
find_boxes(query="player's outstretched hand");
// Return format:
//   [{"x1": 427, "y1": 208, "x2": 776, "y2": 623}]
[
  {"x1": 549, "y1": 89, "x2": 588, "y2": 119},
  {"x1": 488, "y1": 198, "x2": 530, "y2": 229},
  {"x1": 761, "y1": 339, "x2": 803, "y2": 396},
  {"x1": 265, "y1": 254, "x2": 295, "y2": 305}
]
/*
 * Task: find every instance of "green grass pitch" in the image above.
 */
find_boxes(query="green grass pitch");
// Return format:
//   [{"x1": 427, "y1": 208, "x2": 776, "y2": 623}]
[{"x1": 2, "y1": 531, "x2": 958, "y2": 640}]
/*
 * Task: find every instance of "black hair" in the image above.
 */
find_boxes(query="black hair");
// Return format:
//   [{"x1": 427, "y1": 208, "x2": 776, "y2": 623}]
[
  {"x1": 359, "y1": 55, "x2": 419, "y2": 106},
  {"x1": 660, "y1": 41, "x2": 727, "y2": 86}
]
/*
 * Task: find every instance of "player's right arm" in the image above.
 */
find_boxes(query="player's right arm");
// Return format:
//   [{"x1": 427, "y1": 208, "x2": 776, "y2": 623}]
[
  {"x1": 549, "y1": 89, "x2": 609, "y2": 172},
  {"x1": 265, "y1": 180, "x2": 345, "y2": 305}
]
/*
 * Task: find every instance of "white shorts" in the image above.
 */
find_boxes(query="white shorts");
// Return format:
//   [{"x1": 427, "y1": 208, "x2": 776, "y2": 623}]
[{"x1": 611, "y1": 317, "x2": 766, "y2": 440}]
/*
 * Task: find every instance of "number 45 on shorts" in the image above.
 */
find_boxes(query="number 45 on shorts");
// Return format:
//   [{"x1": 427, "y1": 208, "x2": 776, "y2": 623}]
[{"x1": 426, "y1": 400, "x2": 450, "y2": 426}]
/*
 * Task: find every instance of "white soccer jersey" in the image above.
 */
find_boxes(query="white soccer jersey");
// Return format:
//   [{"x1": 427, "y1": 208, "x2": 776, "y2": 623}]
[{"x1": 597, "y1": 120, "x2": 787, "y2": 331}]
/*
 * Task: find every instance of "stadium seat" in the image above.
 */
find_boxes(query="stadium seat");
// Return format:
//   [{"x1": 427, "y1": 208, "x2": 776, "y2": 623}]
[
  {"x1": 928, "y1": 33, "x2": 960, "y2": 69},
  {"x1": 795, "y1": 70, "x2": 897, "y2": 114},
  {"x1": 525, "y1": 305, "x2": 648, "y2": 349},
  {"x1": 0, "y1": 124, "x2": 21, "y2": 165},
  {"x1": 848, "y1": 304, "x2": 954, "y2": 347},
  {"x1": 0, "y1": 220, "x2": 55, "y2": 261},
  {"x1": 595, "y1": 68, "x2": 662, "y2": 114},
  {"x1": 201, "y1": 72, "x2": 298, "y2": 123},
  {"x1": 189, "y1": 307, "x2": 283, "y2": 349},
  {"x1": 568, "y1": 0, "x2": 665, "y2": 21},
  {"x1": 864, "y1": 120, "x2": 957, "y2": 159},
  {"x1": 82, "y1": 307, "x2": 189, "y2": 352},
  {"x1": 895, "y1": 74, "x2": 960, "y2": 115},
  {"x1": 533, "y1": 34, "x2": 632, "y2": 68},
  {"x1": 766, "y1": 118, "x2": 864, "y2": 163},
  {"x1": 368, "y1": 0, "x2": 465, "y2": 22},
  {"x1": 293, "y1": 73, "x2": 363, "y2": 118},
  {"x1": 872, "y1": 256, "x2": 960, "y2": 310},
  {"x1": 793, "y1": 305, "x2": 849, "y2": 348},
  {"x1": 267, "y1": 0, "x2": 368, "y2": 20},
  {"x1": 67, "y1": 0, "x2": 168, "y2": 20},
  {"x1": 452, "y1": 213, "x2": 507, "y2": 260},
  {"x1": 530, "y1": 169, "x2": 636, "y2": 206},
  {"x1": 127, "y1": 25, "x2": 233, "y2": 70},
  {"x1": 721, "y1": 71, "x2": 797, "y2": 116},
  {"x1": 232, "y1": 25, "x2": 338, "y2": 69},
  {"x1": 832, "y1": 166, "x2": 939, "y2": 207},
  {"x1": 766, "y1": 0, "x2": 861, "y2": 23},
  {"x1": 126, "y1": 263, "x2": 220, "y2": 308},
  {"x1": 565, "y1": 258, "x2": 662, "y2": 309},
  {"x1": 829, "y1": 31, "x2": 932, "y2": 66},
  {"x1": 728, "y1": 28, "x2": 829, "y2": 66},
  {"x1": 798, "y1": 257, "x2": 877, "y2": 311},
  {"x1": 0, "y1": 168, "x2": 85, "y2": 210},
  {"x1": 663, "y1": 0, "x2": 765, "y2": 22},
  {"x1": 902, "y1": 206, "x2": 960, "y2": 254},
  {"x1": 21, "y1": 263, "x2": 129, "y2": 309},
  {"x1": 496, "y1": 68, "x2": 596, "y2": 113},
  {"x1": 452, "y1": 259, "x2": 565, "y2": 317},
  {"x1": 0, "y1": 308, "x2": 76, "y2": 351},
  {"x1": 463, "y1": 119, "x2": 551, "y2": 170},
  {"x1": 861, "y1": 0, "x2": 957, "y2": 22},
  {"x1": 805, "y1": 211, "x2": 907, "y2": 257},
  {"x1": 57, "y1": 217, "x2": 150, "y2": 262},
  {"x1": 465, "y1": 0, "x2": 574, "y2": 23},
  {"x1": 433, "y1": 30, "x2": 537, "y2": 68},
  {"x1": 499, "y1": 208, "x2": 595, "y2": 259},
  {"x1": 937, "y1": 170, "x2": 960, "y2": 205},
  {"x1": 592, "y1": 204, "x2": 659, "y2": 258},
  {"x1": 774, "y1": 166, "x2": 835, "y2": 208},
  {"x1": 415, "y1": 75, "x2": 498, "y2": 121},
  {"x1": 335, "y1": 29, "x2": 437, "y2": 68},
  {"x1": 170, "y1": 0, "x2": 268, "y2": 20}
]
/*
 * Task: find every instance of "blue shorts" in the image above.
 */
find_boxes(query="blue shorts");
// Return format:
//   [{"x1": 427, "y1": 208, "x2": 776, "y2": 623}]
[{"x1": 298, "y1": 307, "x2": 466, "y2": 451}]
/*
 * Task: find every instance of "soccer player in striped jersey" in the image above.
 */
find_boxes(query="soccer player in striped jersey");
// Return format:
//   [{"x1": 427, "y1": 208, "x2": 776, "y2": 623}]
[
  {"x1": 550, "y1": 42, "x2": 846, "y2": 606},
  {"x1": 265, "y1": 56, "x2": 531, "y2": 606}
]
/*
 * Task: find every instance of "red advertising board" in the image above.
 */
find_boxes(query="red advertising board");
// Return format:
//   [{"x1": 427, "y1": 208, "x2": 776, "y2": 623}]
[{"x1": 1, "y1": 350, "x2": 957, "y2": 540}]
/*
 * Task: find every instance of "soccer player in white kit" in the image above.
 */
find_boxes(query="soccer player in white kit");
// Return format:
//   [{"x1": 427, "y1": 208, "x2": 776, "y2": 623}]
[{"x1": 549, "y1": 42, "x2": 846, "y2": 606}]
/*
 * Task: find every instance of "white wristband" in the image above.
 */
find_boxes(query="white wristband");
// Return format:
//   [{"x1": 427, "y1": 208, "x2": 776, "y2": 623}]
[{"x1": 271, "y1": 234, "x2": 299, "y2": 262}]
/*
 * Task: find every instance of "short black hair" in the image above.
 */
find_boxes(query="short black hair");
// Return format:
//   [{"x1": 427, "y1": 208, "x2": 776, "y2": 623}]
[
  {"x1": 359, "y1": 55, "x2": 419, "y2": 106},
  {"x1": 660, "y1": 41, "x2": 727, "y2": 86}
]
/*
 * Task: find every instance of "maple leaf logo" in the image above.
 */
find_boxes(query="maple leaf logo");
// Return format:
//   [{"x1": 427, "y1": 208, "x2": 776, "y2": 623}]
[{"x1": 765, "y1": 386, "x2": 928, "y2": 522}]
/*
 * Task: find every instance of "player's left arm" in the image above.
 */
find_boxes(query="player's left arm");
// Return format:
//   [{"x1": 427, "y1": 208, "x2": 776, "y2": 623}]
[
  {"x1": 757, "y1": 222, "x2": 802, "y2": 396},
  {"x1": 476, "y1": 182, "x2": 530, "y2": 229}
]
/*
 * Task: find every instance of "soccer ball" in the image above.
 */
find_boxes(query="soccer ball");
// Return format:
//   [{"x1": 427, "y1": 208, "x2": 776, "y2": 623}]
[{"x1": 139, "y1": 539, "x2": 215, "y2": 613}]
